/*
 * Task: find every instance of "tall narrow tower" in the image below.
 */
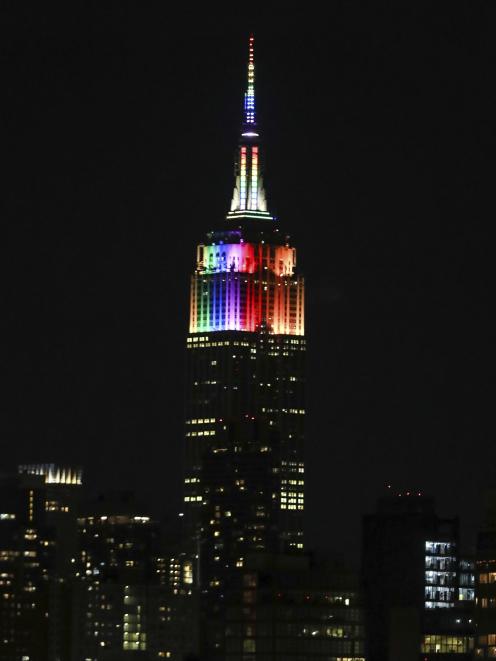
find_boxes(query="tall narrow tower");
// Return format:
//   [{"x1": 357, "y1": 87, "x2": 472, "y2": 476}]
[{"x1": 183, "y1": 36, "x2": 305, "y2": 599}]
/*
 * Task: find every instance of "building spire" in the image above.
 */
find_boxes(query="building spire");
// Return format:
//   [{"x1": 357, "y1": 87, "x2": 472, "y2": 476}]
[
  {"x1": 228, "y1": 34, "x2": 272, "y2": 221},
  {"x1": 242, "y1": 34, "x2": 258, "y2": 136}
]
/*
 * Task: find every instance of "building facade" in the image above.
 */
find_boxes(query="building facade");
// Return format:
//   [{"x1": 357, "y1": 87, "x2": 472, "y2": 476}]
[
  {"x1": 474, "y1": 489, "x2": 496, "y2": 657},
  {"x1": 0, "y1": 465, "x2": 83, "y2": 661},
  {"x1": 224, "y1": 553, "x2": 365, "y2": 661},
  {"x1": 0, "y1": 472, "x2": 53, "y2": 661},
  {"x1": 362, "y1": 491, "x2": 474, "y2": 661},
  {"x1": 70, "y1": 491, "x2": 196, "y2": 661}
]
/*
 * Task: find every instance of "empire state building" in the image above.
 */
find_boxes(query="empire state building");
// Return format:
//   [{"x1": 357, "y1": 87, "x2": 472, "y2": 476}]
[{"x1": 183, "y1": 35, "x2": 306, "y2": 597}]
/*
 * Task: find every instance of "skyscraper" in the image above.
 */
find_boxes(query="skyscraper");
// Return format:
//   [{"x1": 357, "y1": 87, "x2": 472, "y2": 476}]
[
  {"x1": 71, "y1": 492, "x2": 177, "y2": 660},
  {"x1": 182, "y1": 35, "x2": 306, "y2": 655},
  {"x1": 362, "y1": 491, "x2": 474, "y2": 661},
  {"x1": 0, "y1": 465, "x2": 83, "y2": 661}
]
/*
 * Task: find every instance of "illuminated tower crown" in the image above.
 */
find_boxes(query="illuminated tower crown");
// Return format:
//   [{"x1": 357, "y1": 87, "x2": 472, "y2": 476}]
[
  {"x1": 228, "y1": 34, "x2": 271, "y2": 221},
  {"x1": 189, "y1": 35, "x2": 304, "y2": 336}
]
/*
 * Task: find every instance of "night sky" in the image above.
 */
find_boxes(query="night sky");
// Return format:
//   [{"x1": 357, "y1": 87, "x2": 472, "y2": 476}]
[{"x1": 2, "y1": 5, "x2": 494, "y2": 560}]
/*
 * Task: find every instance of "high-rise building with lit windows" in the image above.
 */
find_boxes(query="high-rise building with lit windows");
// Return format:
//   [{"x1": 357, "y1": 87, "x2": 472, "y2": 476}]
[
  {"x1": 71, "y1": 492, "x2": 197, "y2": 660},
  {"x1": 182, "y1": 35, "x2": 306, "y2": 656},
  {"x1": 19, "y1": 463, "x2": 83, "y2": 580},
  {"x1": 362, "y1": 492, "x2": 475, "y2": 661},
  {"x1": 0, "y1": 467, "x2": 81, "y2": 661}
]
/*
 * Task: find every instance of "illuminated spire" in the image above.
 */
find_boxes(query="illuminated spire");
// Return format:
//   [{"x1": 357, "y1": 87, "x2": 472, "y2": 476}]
[
  {"x1": 228, "y1": 35, "x2": 272, "y2": 221},
  {"x1": 242, "y1": 34, "x2": 257, "y2": 134}
]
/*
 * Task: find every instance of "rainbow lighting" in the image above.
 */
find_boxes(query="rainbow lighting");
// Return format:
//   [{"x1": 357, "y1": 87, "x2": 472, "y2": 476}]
[
  {"x1": 250, "y1": 146, "x2": 258, "y2": 209},
  {"x1": 196, "y1": 243, "x2": 296, "y2": 276},
  {"x1": 228, "y1": 35, "x2": 271, "y2": 221},
  {"x1": 190, "y1": 35, "x2": 305, "y2": 336},
  {"x1": 190, "y1": 240, "x2": 304, "y2": 335},
  {"x1": 230, "y1": 142, "x2": 268, "y2": 217},
  {"x1": 243, "y1": 34, "x2": 256, "y2": 127},
  {"x1": 239, "y1": 147, "x2": 247, "y2": 209}
]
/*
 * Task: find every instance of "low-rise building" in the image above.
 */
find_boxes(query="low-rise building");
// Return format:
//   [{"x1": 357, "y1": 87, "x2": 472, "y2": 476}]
[{"x1": 224, "y1": 552, "x2": 365, "y2": 661}]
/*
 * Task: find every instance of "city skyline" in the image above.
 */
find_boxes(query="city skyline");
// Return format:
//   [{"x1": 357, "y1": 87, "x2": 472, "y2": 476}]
[{"x1": 3, "y1": 6, "x2": 493, "y2": 561}]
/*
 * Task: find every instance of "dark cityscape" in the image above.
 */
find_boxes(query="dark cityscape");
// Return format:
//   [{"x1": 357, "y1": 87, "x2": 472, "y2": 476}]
[{"x1": 2, "y1": 4, "x2": 494, "y2": 660}]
